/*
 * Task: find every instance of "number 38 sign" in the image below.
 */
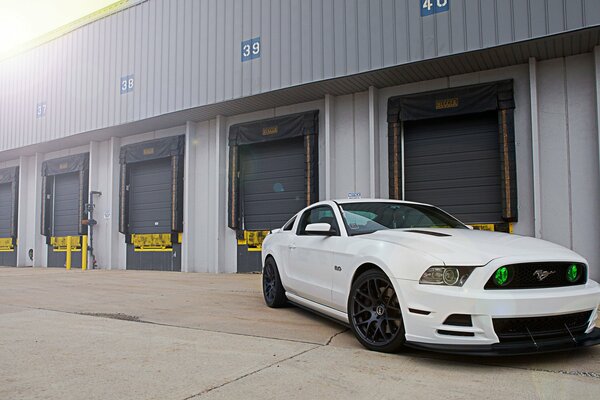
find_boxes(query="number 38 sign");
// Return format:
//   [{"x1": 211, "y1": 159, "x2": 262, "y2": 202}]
[{"x1": 421, "y1": 0, "x2": 449, "y2": 16}]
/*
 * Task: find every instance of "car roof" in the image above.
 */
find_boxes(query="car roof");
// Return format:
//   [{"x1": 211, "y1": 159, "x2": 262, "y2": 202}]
[{"x1": 329, "y1": 198, "x2": 432, "y2": 207}]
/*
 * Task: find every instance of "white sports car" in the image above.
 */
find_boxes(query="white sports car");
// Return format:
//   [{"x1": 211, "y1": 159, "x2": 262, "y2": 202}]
[{"x1": 261, "y1": 199, "x2": 600, "y2": 355}]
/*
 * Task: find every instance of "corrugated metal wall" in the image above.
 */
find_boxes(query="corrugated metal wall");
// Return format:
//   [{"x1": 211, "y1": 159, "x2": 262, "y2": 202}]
[{"x1": 1, "y1": 0, "x2": 599, "y2": 153}]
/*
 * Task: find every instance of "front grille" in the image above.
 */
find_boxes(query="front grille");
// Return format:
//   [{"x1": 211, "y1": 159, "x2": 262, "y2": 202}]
[
  {"x1": 484, "y1": 262, "x2": 587, "y2": 289},
  {"x1": 493, "y1": 311, "x2": 592, "y2": 342}
]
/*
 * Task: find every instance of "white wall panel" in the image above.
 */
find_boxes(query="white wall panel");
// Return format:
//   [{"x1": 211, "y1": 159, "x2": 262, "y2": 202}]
[
  {"x1": 332, "y1": 92, "x2": 370, "y2": 198},
  {"x1": 538, "y1": 59, "x2": 572, "y2": 248},
  {"x1": 565, "y1": 54, "x2": 600, "y2": 281}
]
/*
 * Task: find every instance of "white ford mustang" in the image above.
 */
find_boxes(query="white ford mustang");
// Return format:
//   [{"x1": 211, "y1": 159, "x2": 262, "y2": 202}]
[{"x1": 261, "y1": 199, "x2": 600, "y2": 355}]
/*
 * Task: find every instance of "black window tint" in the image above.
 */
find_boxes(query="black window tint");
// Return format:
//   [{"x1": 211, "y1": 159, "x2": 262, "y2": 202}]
[
  {"x1": 282, "y1": 216, "x2": 296, "y2": 231},
  {"x1": 297, "y1": 206, "x2": 339, "y2": 235},
  {"x1": 341, "y1": 202, "x2": 467, "y2": 236}
]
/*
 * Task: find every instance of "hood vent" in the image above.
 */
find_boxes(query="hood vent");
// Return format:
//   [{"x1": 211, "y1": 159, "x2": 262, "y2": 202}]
[{"x1": 405, "y1": 230, "x2": 451, "y2": 237}]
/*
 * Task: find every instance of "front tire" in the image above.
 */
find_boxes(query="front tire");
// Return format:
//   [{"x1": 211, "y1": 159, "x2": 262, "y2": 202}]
[
  {"x1": 348, "y1": 269, "x2": 406, "y2": 353},
  {"x1": 262, "y1": 257, "x2": 287, "y2": 308}
]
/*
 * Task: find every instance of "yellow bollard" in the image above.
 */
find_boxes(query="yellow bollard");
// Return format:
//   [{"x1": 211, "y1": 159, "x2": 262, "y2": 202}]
[
  {"x1": 66, "y1": 236, "x2": 72, "y2": 270},
  {"x1": 82, "y1": 235, "x2": 88, "y2": 271}
]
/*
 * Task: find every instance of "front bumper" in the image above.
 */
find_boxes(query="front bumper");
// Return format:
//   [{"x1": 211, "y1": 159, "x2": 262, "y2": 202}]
[
  {"x1": 395, "y1": 274, "x2": 600, "y2": 351},
  {"x1": 406, "y1": 327, "x2": 600, "y2": 356}
]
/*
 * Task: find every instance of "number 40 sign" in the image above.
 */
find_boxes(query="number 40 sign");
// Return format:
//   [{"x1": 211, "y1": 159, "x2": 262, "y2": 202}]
[{"x1": 421, "y1": 0, "x2": 449, "y2": 16}]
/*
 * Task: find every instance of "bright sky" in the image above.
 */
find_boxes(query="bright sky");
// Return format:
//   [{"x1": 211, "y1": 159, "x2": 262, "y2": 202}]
[{"x1": 0, "y1": 0, "x2": 118, "y2": 57}]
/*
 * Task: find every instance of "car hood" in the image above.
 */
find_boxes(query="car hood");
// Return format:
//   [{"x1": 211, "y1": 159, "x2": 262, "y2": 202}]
[{"x1": 361, "y1": 228, "x2": 584, "y2": 266}]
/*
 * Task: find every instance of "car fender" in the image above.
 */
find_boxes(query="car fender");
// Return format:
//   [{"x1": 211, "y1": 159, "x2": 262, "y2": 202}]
[{"x1": 261, "y1": 232, "x2": 292, "y2": 290}]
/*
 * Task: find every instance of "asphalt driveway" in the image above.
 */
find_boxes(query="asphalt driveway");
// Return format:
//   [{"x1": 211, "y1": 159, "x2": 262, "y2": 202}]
[{"x1": 0, "y1": 267, "x2": 599, "y2": 399}]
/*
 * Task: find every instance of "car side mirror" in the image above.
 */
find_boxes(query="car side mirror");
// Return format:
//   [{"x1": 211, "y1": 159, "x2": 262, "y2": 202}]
[{"x1": 305, "y1": 223, "x2": 337, "y2": 236}]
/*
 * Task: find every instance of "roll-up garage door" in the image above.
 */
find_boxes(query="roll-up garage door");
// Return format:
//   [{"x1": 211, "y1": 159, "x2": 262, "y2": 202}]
[
  {"x1": 47, "y1": 172, "x2": 86, "y2": 268},
  {"x1": 119, "y1": 136, "x2": 184, "y2": 272},
  {"x1": 0, "y1": 182, "x2": 16, "y2": 266},
  {"x1": 128, "y1": 158, "x2": 172, "y2": 234},
  {"x1": 52, "y1": 172, "x2": 81, "y2": 236},
  {"x1": 229, "y1": 111, "x2": 319, "y2": 272},
  {"x1": 0, "y1": 183, "x2": 12, "y2": 238},
  {"x1": 0, "y1": 167, "x2": 19, "y2": 266},
  {"x1": 403, "y1": 111, "x2": 502, "y2": 223},
  {"x1": 41, "y1": 154, "x2": 89, "y2": 268},
  {"x1": 241, "y1": 136, "x2": 306, "y2": 230}
]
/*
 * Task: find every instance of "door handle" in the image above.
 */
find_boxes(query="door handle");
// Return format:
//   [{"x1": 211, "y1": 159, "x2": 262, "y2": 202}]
[{"x1": 288, "y1": 244, "x2": 296, "y2": 250}]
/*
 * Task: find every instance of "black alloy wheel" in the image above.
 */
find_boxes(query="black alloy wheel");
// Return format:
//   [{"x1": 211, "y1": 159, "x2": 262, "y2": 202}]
[
  {"x1": 348, "y1": 269, "x2": 406, "y2": 353},
  {"x1": 262, "y1": 257, "x2": 287, "y2": 308}
]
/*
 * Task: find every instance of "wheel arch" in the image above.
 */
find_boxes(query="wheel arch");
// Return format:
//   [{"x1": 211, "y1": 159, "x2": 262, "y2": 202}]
[
  {"x1": 262, "y1": 252, "x2": 275, "y2": 271},
  {"x1": 351, "y1": 262, "x2": 386, "y2": 285},
  {"x1": 348, "y1": 260, "x2": 405, "y2": 306}
]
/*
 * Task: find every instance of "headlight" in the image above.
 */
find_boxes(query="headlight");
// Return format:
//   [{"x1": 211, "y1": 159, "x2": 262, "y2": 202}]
[{"x1": 419, "y1": 266, "x2": 476, "y2": 287}]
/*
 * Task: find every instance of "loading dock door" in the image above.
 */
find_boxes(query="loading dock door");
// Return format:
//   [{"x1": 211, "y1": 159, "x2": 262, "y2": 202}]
[
  {"x1": 241, "y1": 137, "x2": 306, "y2": 230},
  {"x1": 237, "y1": 137, "x2": 307, "y2": 272},
  {"x1": 125, "y1": 157, "x2": 181, "y2": 271},
  {"x1": 403, "y1": 111, "x2": 502, "y2": 223},
  {"x1": 128, "y1": 158, "x2": 172, "y2": 234},
  {"x1": 0, "y1": 183, "x2": 12, "y2": 237},
  {"x1": 0, "y1": 182, "x2": 16, "y2": 266},
  {"x1": 41, "y1": 154, "x2": 89, "y2": 268},
  {"x1": 47, "y1": 172, "x2": 84, "y2": 268},
  {"x1": 118, "y1": 136, "x2": 184, "y2": 272},
  {"x1": 52, "y1": 172, "x2": 81, "y2": 236},
  {"x1": 229, "y1": 111, "x2": 319, "y2": 273}
]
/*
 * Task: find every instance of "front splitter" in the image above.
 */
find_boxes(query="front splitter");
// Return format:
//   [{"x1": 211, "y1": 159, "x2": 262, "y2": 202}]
[{"x1": 405, "y1": 327, "x2": 600, "y2": 356}]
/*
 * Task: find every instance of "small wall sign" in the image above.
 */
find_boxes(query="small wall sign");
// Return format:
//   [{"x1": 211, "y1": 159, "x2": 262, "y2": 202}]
[
  {"x1": 36, "y1": 102, "x2": 47, "y2": 118},
  {"x1": 421, "y1": 0, "x2": 449, "y2": 17},
  {"x1": 241, "y1": 37, "x2": 261, "y2": 62},
  {"x1": 120, "y1": 75, "x2": 134, "y2": 94}
]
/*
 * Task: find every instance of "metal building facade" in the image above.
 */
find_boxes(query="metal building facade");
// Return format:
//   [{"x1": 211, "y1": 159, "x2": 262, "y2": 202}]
[
  {"x1": 1, "y1": 0, "x2": 600, "y2": 150},
  {"x1": 0, "y1": 0, "x2": 598, "y2": 278}
]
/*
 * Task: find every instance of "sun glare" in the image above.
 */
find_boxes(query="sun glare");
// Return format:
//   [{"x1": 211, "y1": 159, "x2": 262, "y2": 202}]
[{"x1": 0, "y1": 0, "x2": 118, "y2": 58}]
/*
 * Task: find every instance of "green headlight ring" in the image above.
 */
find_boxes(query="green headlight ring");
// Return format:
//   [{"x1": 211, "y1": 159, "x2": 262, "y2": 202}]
[
  {"x1": 493, "y1": 266, "x2": 511, "y2": 287},
  {"x1": 567, "y1": 264, "x2": 580, "y2": 283}
]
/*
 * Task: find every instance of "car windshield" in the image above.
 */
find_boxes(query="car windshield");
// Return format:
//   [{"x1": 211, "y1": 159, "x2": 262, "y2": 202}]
[{"x1": 339, "y1": 202, "x2": 467, "y2": 235}]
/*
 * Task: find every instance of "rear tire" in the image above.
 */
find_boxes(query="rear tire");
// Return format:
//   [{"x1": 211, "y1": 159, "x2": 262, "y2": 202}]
[
  {"x1": 262, "y1": 257, "x2": 287, "y2": 308},
  {"x1": 347, "y1": 269, "x2": 406, "y2": 353}
]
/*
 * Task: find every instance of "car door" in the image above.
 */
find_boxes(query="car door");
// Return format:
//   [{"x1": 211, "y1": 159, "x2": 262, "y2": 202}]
[{"x1": 286, "y1": 205, "x2": 341, "y2": 307}]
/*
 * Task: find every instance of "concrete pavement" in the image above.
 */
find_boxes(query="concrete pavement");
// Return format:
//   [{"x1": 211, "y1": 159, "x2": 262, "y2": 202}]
[{"x1": 0, "y1": 267, "x2": 599, "y2": 399}]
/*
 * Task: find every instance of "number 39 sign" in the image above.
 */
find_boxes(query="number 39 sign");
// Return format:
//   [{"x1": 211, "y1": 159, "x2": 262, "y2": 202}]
[
  {"x1": 421, "y1": 0, "x2": 449, "y2": 16},
  {"x1": 241, "y1": 37, "x2": 260, "y2": 62}
]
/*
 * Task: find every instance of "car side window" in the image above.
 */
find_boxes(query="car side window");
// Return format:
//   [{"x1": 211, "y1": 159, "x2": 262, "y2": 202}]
[
  {"x1": 282, "y1": 216, "x2": 296, "y2": 231},
  {"x1": 296, "y1": 206, "x2": 340, "y2": 236}
]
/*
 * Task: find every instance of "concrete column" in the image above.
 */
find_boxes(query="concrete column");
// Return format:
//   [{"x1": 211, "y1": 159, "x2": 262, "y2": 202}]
[
  {"x1": 107, "y1": 137, "x2": 124, "y2": 270},
  {"x1": 324, "y1": 94, "x2": 335, "y2": 200},
  {"x1": 529, "y1": 57, "x2": 542, "y2": 239},
  {"x1": 33, "y1": 153, "x2": 46, "y2": 267},
  {"x1": 16, "y1": 156, "x2": 32, "y2": 267},
  {"x1": 88, "y1": 141, "x2": 100, "y2": 268},
  {"x1": 182, "y1": 121, "x2": 197, "y2": 273},
  {"x1": 222, "y1": 117, "x2": 238, "y2": 274},
  {"x1": 213, "y1": 115, "x2": 227, "y2": 273},
  {"x1": 368, "y1": 86, "x2": 379, "y2": 198},
  {"x1": 595, "y1": 46, "x2": 600, "y2": 183}
]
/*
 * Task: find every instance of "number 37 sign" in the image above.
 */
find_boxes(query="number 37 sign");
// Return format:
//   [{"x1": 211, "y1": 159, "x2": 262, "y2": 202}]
[{"x1": 421, "y1": 0, "x2": 449, "y2": 16}]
